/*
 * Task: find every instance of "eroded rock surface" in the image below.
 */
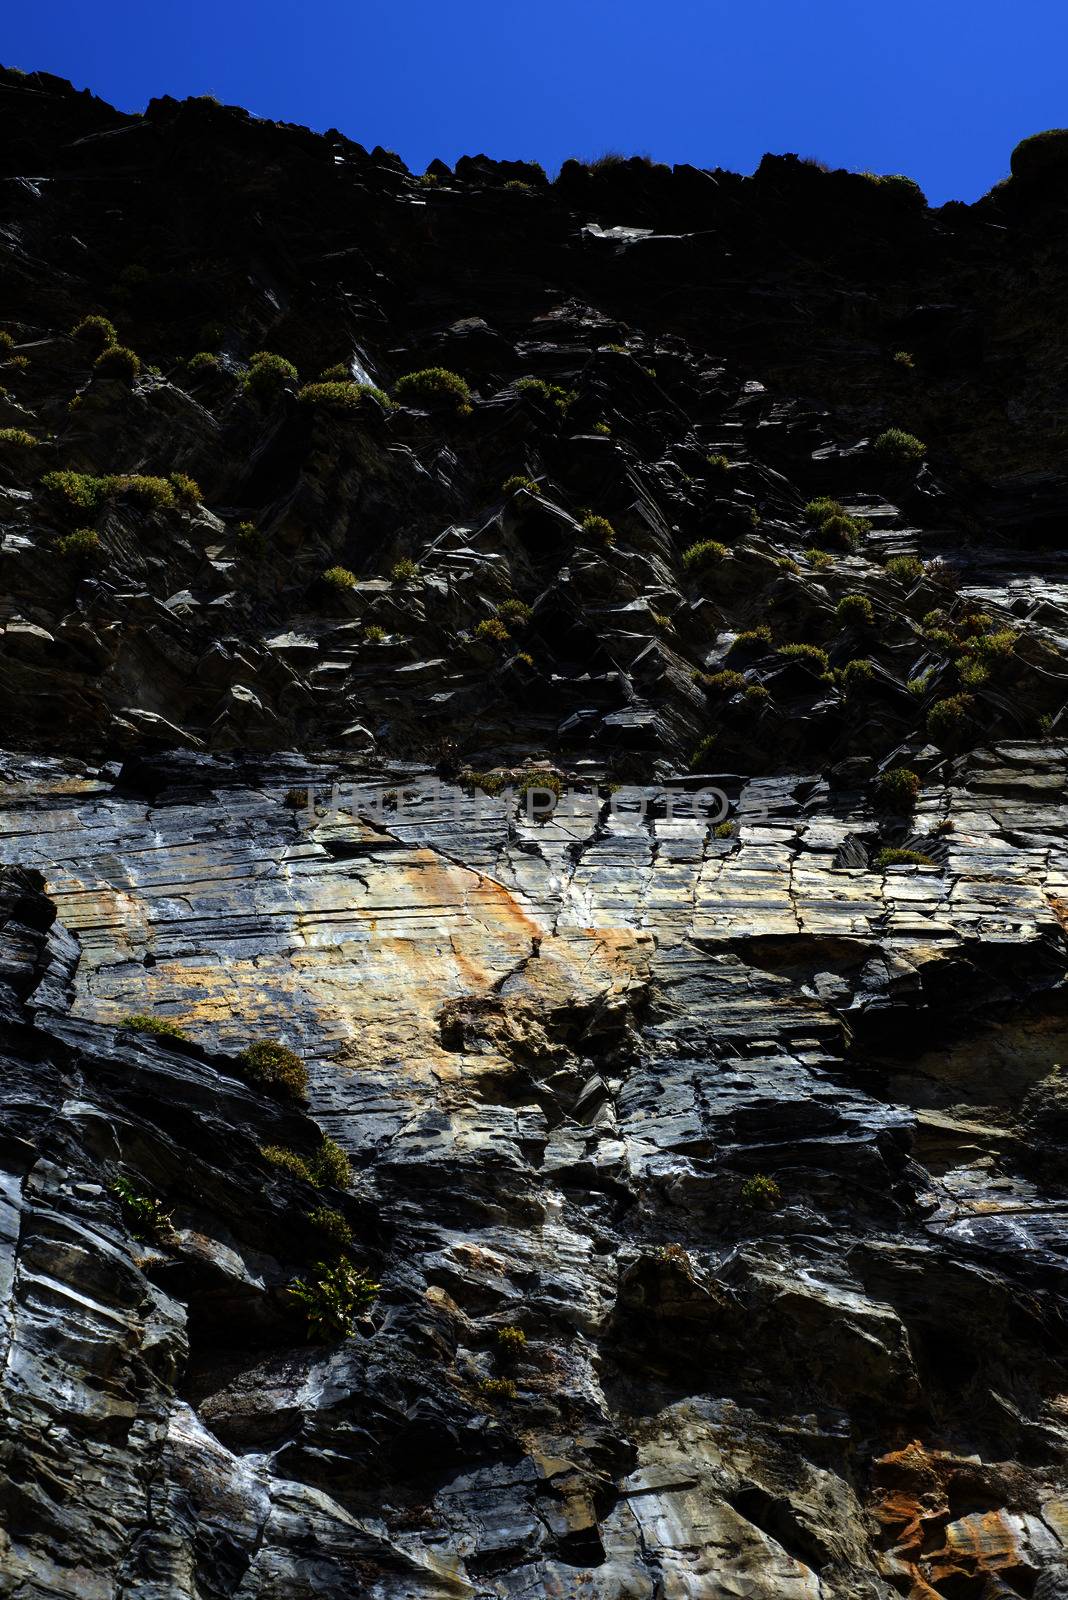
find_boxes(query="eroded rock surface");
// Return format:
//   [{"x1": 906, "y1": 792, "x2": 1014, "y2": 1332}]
[{"x1": 0, "y1": 67, "x2": 1066, "y2": 1600}]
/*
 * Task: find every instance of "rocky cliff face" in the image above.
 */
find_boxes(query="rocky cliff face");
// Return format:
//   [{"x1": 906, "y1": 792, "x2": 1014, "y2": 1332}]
[{"x1": 0, "y1": 67, "x2": 1067, "y2": 1599}]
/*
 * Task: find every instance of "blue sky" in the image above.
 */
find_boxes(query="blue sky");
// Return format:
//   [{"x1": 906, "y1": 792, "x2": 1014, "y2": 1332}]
[{"x1": 4, "y1": 1, "x2": 1068, "y2": 203}]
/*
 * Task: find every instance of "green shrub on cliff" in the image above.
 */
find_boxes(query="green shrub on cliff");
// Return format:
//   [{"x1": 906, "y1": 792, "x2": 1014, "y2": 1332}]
[
  {"x1": 927, "y1": 693, "x2": 972, "y2": 746},
  {"x1": 168, "y1": 472, "x2": 201, "y2": 507},
  {"x1": 502, "y1": 474, "x2": 540, "y2": 497},
  {"x1": 582, "y1": 513, "x2": 616, "y2": 547},
  {"x1": 289, "y1": 1258, "x2": 379, "y2": 1340},
  {"x1": 238, "y1": 1039, "x2": 308, "y2": 1100},
  {"x1": 56, "y1": 527, "x2": 102, "y2": 562},
  {"x1": 323, "y1": 565, "x2": 357, "y2": 589},
  {"x1": 740, "y1": 1174, "x2": 781, "y2": 1208},
  {"x1": 682, "y1": 539, "x2": 728, "y2": 573},
  {"x1": 885, "y1": 554, "x2": 924, "y2": 583},
  {"x1": 836, "y1": 593, "x2": 875, "y2": 627},
  {"x1": 243, "y1": 350, "x2": 298, "y2": 402},
  {"x1": 514, "y1": 376, "x2": 575, "y2": 412},
  {"x1": 111, "y1": 1177, "x2": 173, "y2": 1242},
  {"x1": 308, "y1": 1206, "x2": 354, "y2": 1248},
  {"x1": 118, "y1": 475, "x2": 175, "y2": 510},
  {"x1": 873, "y1": 428, "x2": 926, "y2": 464},
  {"x1": 40, "y1": 470, "x2": 111, "y2": 514},
  {"x1": 261, "y1": 1136, "x2": 351, "y2": 1189},
  {"x1": 71, "y1": 314, "x2": 117, "y2": 351},
  {"x1": 496, "y1": 1325, "x2": 526, "y2": 1359},
  {"x1": 93, "y1": 344, "x2": 141, "y2": 382},
  {"x1": 873, "y1": 847, "x2": 936, "y2": 870},
  {"x1": 0, "y1": 427, "x2": 36, "y2": 446},
  {"x1": 873, "y1": 767, "x2": 921, "y2": 810},
  {"x1": 778, "y1": 642, "x2": 830, "y2": 674},
  {"x1": 498, "y1": 599, "x2": 532, "y2": 627},
  {"x1": 120, "y1": 1012, "x2": 188, "y2": 1041},
  {"x1": 394, "y1": 367, "x2": 472, "y2": 411},
  {"x1": 298, "y1": 380, "x2": 392, "y2": 411},
  {"x1": 702, "y1": 670, "x2": 747, "y2": 695},
  {"x1": 480, "y1": 1377, "x2": 517, "y2": 1401},
  {"x1": 728, "y1": 626, "x2": 772, "y2": 655},
  {"x1": 804, "y1": 499, "x2": 865, "y2": 550}
]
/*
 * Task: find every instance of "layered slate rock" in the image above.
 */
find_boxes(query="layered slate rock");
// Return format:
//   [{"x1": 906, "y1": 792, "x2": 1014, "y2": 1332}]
[{"x1": 1, "y1": 66, "x2": 1067, "y2": 1600}]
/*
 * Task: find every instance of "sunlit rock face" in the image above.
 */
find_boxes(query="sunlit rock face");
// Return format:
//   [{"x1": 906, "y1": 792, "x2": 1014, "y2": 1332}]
[{"x1": 1, "y1": 68, "x2": 1067, "y2": 1600}]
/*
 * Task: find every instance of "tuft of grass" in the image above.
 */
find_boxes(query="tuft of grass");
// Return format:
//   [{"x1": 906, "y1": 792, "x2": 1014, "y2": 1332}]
[
  {"x1": 235, "y1": 520, "x2": 265, "y2": 555},
  {"x1": 0, "y1": 427, "x2": 36, "y2": 446},
  {"x1": 474, "y1": 617, "x2": 510, "y2": 645},
  {"x1": 690, "y1": 734, "x2": 717, "y2": 771},
  {"x1": 885, "y1": 554, "x2": 924, "y2": 583},
  {"x1": 238, "y1": 1039, "x2": 308, "y2": 1100},
  {"x1": 243, "y1": 350, "x2": 298, "y2": 402},
  {"x1": 873, "y1": 428, "x2": 926, "y2": 464},
  {"x1": 111, "y1": 1177, "x2": 173, "y2": 1242},
  {"x1": 927, "y1": 693, "x2": 973, "y2": 746},
  {"x1": 727, "y1": 626, "x2": 772, "y2": 655},
  {"x1": 394, "y1": 367, "x2": 472, "y2": 411},
  {"x1": 0, "y1": 330, "x2": 14, "y2": 358},
  {"x1": 168, "y1": 472, "x2": 201, "y2": 507},
  {"x1": 308, "y1": 1206, "x2": 354, "y2": 1249},
  {"x1": 892, "y1": 350, "x2": 915, "y2": 368},
  {"x1": 592, "y1": 421, "x2": 612, "y2": 436},
  {"x1": 740, "y1": 1174, "x2": 780, "y2": 1209},
  {"x1": 481, "y1": 1377, "x2": 517, "y2": 1402},
  {"x1": 261, "y1": 1136, "x2": 351, "y2": 1189},
  {"x1": 498, "y1": 599, "x2": 532, "y2": 627},
  {"x1": 682, "y1": 539, "x2": 728, "y2": 573},
  {"x1": 289, "y1": 1258, "x2": 379, "y2": 1340},
  {"x1": 839, "y1": 657, "x2": 875, "y2": 692},
  {"x1": 93, "y1": 345, "x2": 141, "y2": 382},
  {"x1": 514, "y1": 376, "x2": 575, "y2": 412},
  {"x1": 496, "y1": 1325, "x2": 527, "y2": 1358},
  {"x1": 873, "y1": 767, "x2": 921, "y2": 810},
  {"x1": 582, "y1": 512, "x2": 616, "y2": 547},
  {"x1": 958, "y1": 658, "x2": 989, "y2": 689},
  {"x1": 186, "y1": 351, "x2": 219, "y2": 376},
  {"x1": 40, "y1": 469, "x2": 111, "y2": 514},
  {"x1": 804, "y1": 498, "x2": 866, "y2": 550},
  {"x1": 777, "y1": 642, "x2": 830, "y2": 674},
  {"x1": 805, "y1": 547, "x2": 834, "y2": 570},
  {"x1": 974, "y1": 629, "x2": 1016, "y2": 661},
  {"x1": 836, "y1": 593, "x2": 875, "y2": 627},
  {"x1": 873, "y1": 847, "x2": 937, "y2": 870},
  {"x1": 120, "y1": 1012, "x2": 188, "y2": 1041},
  {"x1": 703, "y1": 669, "x2": 747, "y2": 695},
  {"x1": 820, "y1": 514, "x2": 864, "y2": 550},
  {"x1": 118, "y1": 475, "x2": 175, "y2": 510},
  {"x1": 298, "y1": 380, "x2": 392, "y2": 411},
  {"x1": 706, "y1": 453, "x2": 731, "y2": 475},
  {"x1": 364, "y1": 623, "x2": 386, "y2": 643},
  {"x1": 502, "y1": 474, "x2": 540, "y2": 497},
  {"x1": 390, "y1": 558, "x2": 419, "y2": 582},
  {"x1": 71, "y1": 314, "x2": 117, "y2": 352},
  {"x1": 713, "y1": 820, "x2": 735, "y2": 838},
  {"x1": 311, "y1": 1136, "x2": 351, "y2": 1188},
  {"x1": 56, "y1": 527, "x2": 102, "y2": 562},
  {"x1": 323, "y1": 565, "x2": 357, "y2": 589}
]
